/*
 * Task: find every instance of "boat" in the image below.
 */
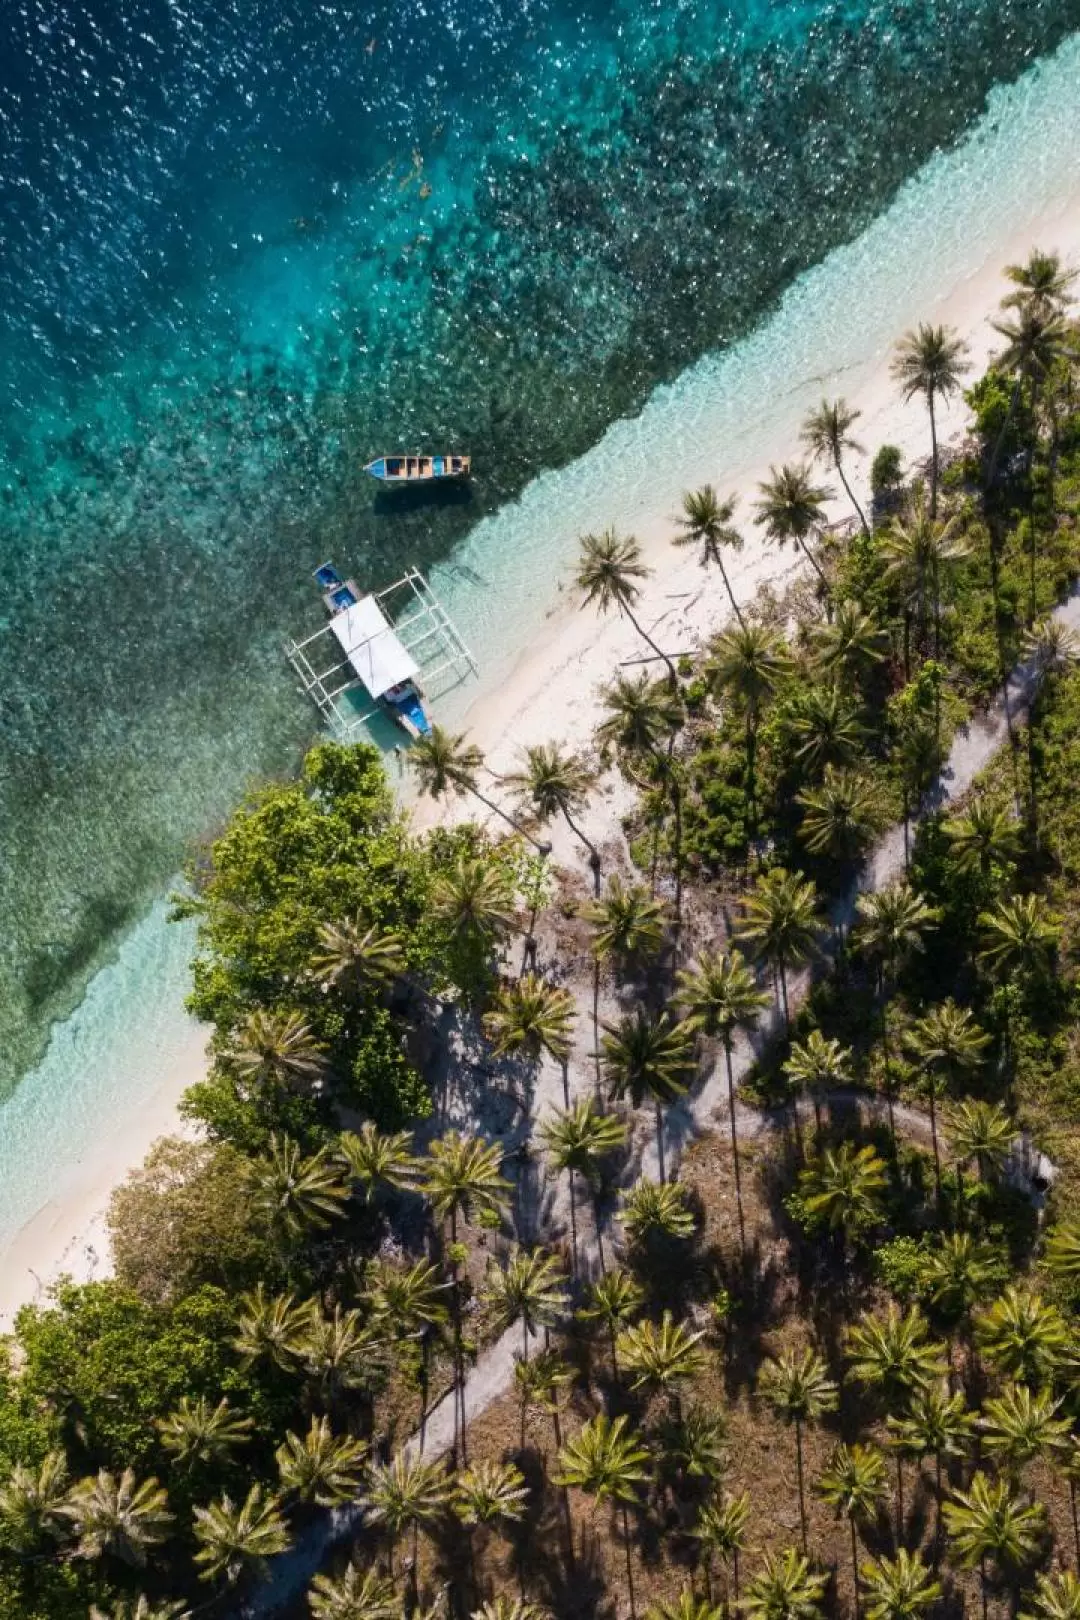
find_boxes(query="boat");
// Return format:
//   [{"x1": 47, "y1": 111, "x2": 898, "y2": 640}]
[
  {"x1": 311, "y1": 562, "x2": 432, "y2": 737},
  {"x1": 364, "y1": 453, "x2": 471, "y2": 484}
]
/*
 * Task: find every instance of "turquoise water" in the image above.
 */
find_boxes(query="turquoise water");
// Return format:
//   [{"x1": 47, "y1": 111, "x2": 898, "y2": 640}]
[{"x1": 3, "y1": 0, "x2": 1080, "y2": 1097}]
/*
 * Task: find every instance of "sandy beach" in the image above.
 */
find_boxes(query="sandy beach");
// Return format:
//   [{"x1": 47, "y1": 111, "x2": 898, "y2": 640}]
[{"x1": 3, "y1": 171, "x2": 1080, "y2": 1332}]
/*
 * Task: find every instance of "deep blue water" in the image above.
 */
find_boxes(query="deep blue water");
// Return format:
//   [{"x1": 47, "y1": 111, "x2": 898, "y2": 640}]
[{"x1": 2, "y1": 0, "x2": 1080, "y2": 1091}]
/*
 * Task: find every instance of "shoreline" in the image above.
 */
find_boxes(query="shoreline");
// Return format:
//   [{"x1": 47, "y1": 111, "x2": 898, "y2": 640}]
[{"x1": 4, "y1": 86, "x2": 1080, "y2": 1326}]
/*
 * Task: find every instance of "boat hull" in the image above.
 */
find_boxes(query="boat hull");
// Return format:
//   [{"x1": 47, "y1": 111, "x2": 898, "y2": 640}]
[{"x1": 365, "y1": 453, "x2": 471, "y2": 484}]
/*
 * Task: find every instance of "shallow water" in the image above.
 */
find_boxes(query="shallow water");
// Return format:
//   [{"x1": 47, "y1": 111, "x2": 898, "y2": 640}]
[{"x1": 3, "y1": 0, "x2": 1080, "y2": 1096}]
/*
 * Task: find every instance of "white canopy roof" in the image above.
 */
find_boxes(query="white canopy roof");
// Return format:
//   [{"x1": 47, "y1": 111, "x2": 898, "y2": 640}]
[{"x1": 329, "y1": 595, "x2": 418, "y2": 699}]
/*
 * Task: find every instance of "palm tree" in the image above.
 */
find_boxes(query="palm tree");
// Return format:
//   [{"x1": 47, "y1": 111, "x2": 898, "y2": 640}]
[
  {"x1": 881, "y1": 495, "x2": 970, "y2": 659},
  {"x1": 658, "y1": 1405, "x2": 727, "y2": 1493},
  {"x1": 599, "y1": 670, "x2": 683, "y2": 758},
  {"x1": 797, "y1": 768, "x2": 881, "y2": 864},
  {"x1": 157, "y1": 1395, "x2": 253, "y2": 1468},
  {"x1": 1002, "y1": 248, "x2": 1077, "y2": 316},
  {"x1": 646, "y1": 1593, "x2": 725, "y2": 1620},
  {"x1": 709, "y1": 624, "x2": 793, "y2": 828},
  {"x1": 988, "y1": 304, "x2": 1071, "y2": 483},
  {"x1": 977, "y1": 894, "x2": 1059, "y2": 982},
  {"x1": 947, "y1": 1099, "x2": 1016, "y2": 1205},
  {"x1": 1044, "y1": 1223, "x2": 1080, "y2": 1283},
  {"x1": 192, "y1": 1484, "x2": 290, "y2": 1587},
  {"x1": 432, "y1": 852, "x2": 518, "y2": 954},
  {"x1": 408, "y1": 724, "x2": 549, "y2": 851},
  {"x1": 584, "y1": 875, "x2": 668, "y2": 970},
  {"x1": 365, "y1": 1453, "x2": 451, "y2": 1580},
  {"x1": 736, "y1": 866, "x2": 821, "y2": 1029},
  {"x1": 1022, "y1": 1573, "x2": 1080, "y2": 1620},
  {"x1": 61, "y1": 1469, "x2": 173, "y2": 1567},
  {"x1": 0, "y1": 1449, "x2": 69, "y2": 1553},
  {"x1": 798, "y1": 1142, "x2": 887, "y2": 1253},
  {"x1": 577, "y1": 1268, "x2": 646, "y2": 1378},
  {"x1": 847, "y1": 1305, "x2": 949, "y2": 1522},
  {"x1": 790, "y1": 686, "x2": 865, "y2": 777},
  {"x1": 576, "y1": 527, "x2": 677, "y2": 680},
  {"x1": 673, "y1": 486, "x2": 747, "y2": 625},
  {"x1": 311, "y1": 916, "x2": 406, "y2": 999},
  {"x1": 1060, "y1": 1444, "x2": 1080, "y2": 1573},
  {"x1": 483, "y1": 1246, "x2": 568, "y2": 1363},
  {"x1": 308, "y1": 1563, "x2": 398, "y2": 1620},
  {"x1": 891, "y1": 324, "x2": 971, "y2": 516},
  {"x1": 761, "y1": 1347, "x2": 839, "y2": 1551},
  {"x1": 292, "y1": 1304, "x2": 386, "y2": 1412},
  {"x1": 903, "y1": 1001, "x2": 990, "y2": 1200},
  {"x1": 802, "y1": 398, "x2": 870, "y2": 536},
  {"x1": 484, "y1": 973, "x2": 576, "y2": 1101},
  {"x1": 785, "y1": 1031, "x2": 852, "y2": 1137},
  {"x1": 812, "y1": 601, "x2": 888, "y2": 688},
  {"x1": 89, "y1": 1603, "x2": 190, "y2": 1620},
  {"x1": 555, "y1": 1414, "x2": 651, "y2": 1613},
  {"x1": 975, "y1": 1287, "x2": 1068, "y2": 1386},
  {"x1": 1024, "y1": 616, "x2": 1080, "y2": 676},
  {"x1": 337, "y1": 1121, "x2": 418, "y2": 1202},
  {"x1": 225, "y1": 1008, "x2": 326, "y2": 1093},
  {"x1": 754, "y1": 463, "x2": 835, "y2": 596},
  {"x1": 674, "y1": 948, "x2": 769, "y2": 1255},
  {"x1": 694, "y1": 1490, "x2": 752, "y2": 1605},
  {"x1": 472, "y1": 1603, "x2": 551, "y2": 1620},
  {"x1": 859, "y1": 1549, "x2": 941, "y2": 1620},
  {"x1": 275, "y1": 1418, "x2": 368, "y2": 1507},
  {"x1": 819, "y1": 1443, "x2": 888, "y2": 1614},
  {"x1": 539, "y1": 1099, "x2": 627, "y2": 1271},
  {"x1": 888, "y1": 1382, "x2": 974, "y2": 1555},
  {"x1": 919, "y1": 1233, "x2": 1003, "y2": 1336},
  {"x1": 246, "y1": 1134, "x2": 350, "y2": 1246},
  {"x1": 943, "y1": 801, "x2": 1022, "y2": 882},
  {"x1": 616, "y1": 1311, "x2": 706, "y2": 1411},
  {"x1": 943, "y1": 1471, "x2": 1045, "y2": 1620},
  {"x1": 366, "y1": 1258, "x2": 449, "y2": 1412},
  {"x1": 453, "y1": 1459, "x2": 529, "y2": 1527},
  {"x1": 505, "y1": 742, "x2": 601, "y2": 884},
  {"x1": 856, "y1": 883, "x2": 937, "y2": 1142},
  {"x1": 619, "y1": 1178, "x2": 697, "y2": 1247},
  {"x1": 234, "y1": 1284, "x2": 308, "y2": 1370},
  {"x1": 979, "y1": 1383, "x2": 1071, "y2": 1480},
  {"x1": 741, "y1": 1547, "x2": 828, "y2": 1620},
  {"x1": 600, "y1": 1009, "x2": 695, "y2": 1183},
  {"x1": 514, "y1": 1346, "x2": 574, "y2": 1450}
]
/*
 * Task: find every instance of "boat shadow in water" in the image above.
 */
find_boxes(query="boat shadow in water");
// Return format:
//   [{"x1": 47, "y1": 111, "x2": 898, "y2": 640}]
[{"x1": 371, "y1": 480, "x2": 476, "y2": 517}]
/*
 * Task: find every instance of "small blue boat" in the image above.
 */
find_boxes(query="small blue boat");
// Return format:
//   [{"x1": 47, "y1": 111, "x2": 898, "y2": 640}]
[
  {"x1": 311, "y1": 562, "x2": 432, "y2": 737},
  {"x1": 364, "y1": 453, "x2": 471, "y2": 484}
]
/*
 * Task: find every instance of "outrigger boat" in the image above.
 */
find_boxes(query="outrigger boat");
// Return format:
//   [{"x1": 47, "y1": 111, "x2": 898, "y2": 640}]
[
  {"x1": 364, "y1": 452, "x2": 471, "y2": 484},
  {"x1": 310, "y1": 562, "x2": 432, "y2": 736}
]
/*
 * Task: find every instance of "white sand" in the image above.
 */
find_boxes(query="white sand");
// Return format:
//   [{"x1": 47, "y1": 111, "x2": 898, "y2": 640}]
[{"x1": 3, "y1": 45, "x2": 1080, "y2": 1328}]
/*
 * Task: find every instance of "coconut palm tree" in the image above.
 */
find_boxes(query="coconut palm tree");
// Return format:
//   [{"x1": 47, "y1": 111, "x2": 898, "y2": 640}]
[
  {"x1": 798, "y1": 1142, "x2": 887, "y2": 1254},
  {"x1": 888, "y1": 1382, "x2": 975, "y2": 1555},
  {"x1": 975, "y1": 1288, "x2": 1068, "y2": 1386},
  {"x1": 514, "y1": 1346, "x2": 574, "y2": 1450},
  {"x1": 1002, "y1": 248, "x2": 1077, "y2": 316},
  {"x1": 647, "y1": 1594, "x2": 725, "y2": 1620},
  {"x1": 61, "y1": 1469, "x2": 173, "y2": 1567},
  {"x1": 802, "y1": 398, "x2": 870, "y2": 536},
  {"x1": 818, "y1": 1443, "x2": 888, "y2": 1614},
  {"x1": 846, "y1": 1306, "x2": 948, "y2": 1405},
  {"x1": 812, "y1": 601, "x2": 888, "y2": 688},
  {"x1": 576, "y1": 528, "x2": 677, "y2": 681},
  {"x1": 694, "y1": 1490, "x2": 752, "y2": 1605},
  {"x1": 555, "y1": 1414, "x2": 651, "y2": 1613},
  {"x1": 600, "y1": 1009, "x2": 695, "y2": 1183},
  {"x1": 225, "y1": 1008, "x2": 327, "y2": 1093},
  {"x1": 432, "y1": 852, "x2": 518, "y2": 954},
  {"x1": 761, "y1": 1348, "x2": 839, "y2": 1550},
  {"x1": 988, "y1": 305, "x2": 1071, "y2": 488},
  {"x1": 0, "y1": 1449, "x2": 70, "y2": 1553},
  {"x1": 366, "y1": 1258, "x2": 449, "y2": 1410},
  {"x1": 246, "y1": 1135, "x2": 350, "y2": 1246},
  {"x1": 89, "y1": 1603, "x2": 190, "y2": 1620},
  {"x1": 943, "y1": 1471, "x2": 1046, "y2": 1620},
  {"x1": 539, "y1": 1098, "x2": 627, "y2": 1271},
  {"x1": 454, "y1": 1459, "x2": 529, "y2": 1527},
  {"x1": 859, "y1": 1549, "x2": 941, "y2": 1620},
  {"x1": 292, "y1": 1304, "x2": 387, "y2": 1412},
  {"x1": 598, "y1": 670, "x2": 684, "y2": 759},
  {"x1": 856, "y1": 883, "x2": 938, "y2": 1142},
  {"x1": 709, "y1": 623, "x2": 794, "y2": 829},
  {"x1": 483, "y1": 1246, "x2": 568, "y2": 1363},
  {"x1": 619, "y1": 1178, "x2": 697, "y2": 1247},
  {"x1": 1022, "y1": 1573, "x2": 1080, "y2": 1620},
  {"x1": 790, "y1": 686, "x2": 865, "y2": 778},
  {"x1": 979, "y1": 1383, "x2": 1071, "y2": 1480},
  {"x1": 233, "y1": 1284, "x2": 309, "y2": 1370},
  {"x1": 880, "y1": 496, "x2": 970, "y2": 659},
  {"x1": 577, "y1": 1268, "x2": 646, "y2": 1378},
  {"x1": 409, "y1": 725, "x2": 549, "y2": 851},
  {"x1": 505, "y1": 742, "x2": 601, "y2": 885},
  {"x1": 308, "y1": 1563, "x2": 398, "y2": 1620},
  {"x1": 947, "y1": 1099, "x2": 1016, "y2": 1205},
  {"x1": 337, "y1": 1121, "x2": 418, "y2": 1202},
  {"x1": 736, "y1": 866, "x2": 822, "y2": 1029},
  {"x1": 674, "y1": 948, "x2": 769, "y2": 1256},
  {"x1": 472, "y1": 1603, "x2": 551, "y2": 1620},
  {"x1": 943, "y1": 801, "x2": 1022, "y2": 883},
  {"x1": 192, "y1": 1484, "x2": 290, "y2": 1587},
  {"x1": 584, "y1": 876, "x2": 668, "y2": 972},
  {"x1": 484, "y1": 973, "x2": 576, "y2": 1101},
  {"x1": 1024, "y1": 616, "x2": 1080, "y2": 676},
  {"x1": 657, "y1": 1405, "x2": 727, "y2": 1497},
  {"x1": 977, "y1": 894, "x2": 1060, "y2": 982},
  {"x1": 741, "y1": 1547, "x2": 828, "y2": 1620},
  {"x1": 365, "y1": 1453, "x2": 451, "y2": 1580},
  {"x1": 903, "y1": 1001, "x2": 990, "y2": 1201},
  {"x1": 754, "y1": 463, "x2": 835, "y2": 596},
  {"x1": 157, "y1": 1396, "x2": 253, "y2": 1469},
  {"x1": 275, "y1": 1417, "x2": 368, "y2": 1507},
  {"x1": 310, "y1": 916, "x2": 406, "y2": 999},
  {"x1": 616, "y1": 1312, "x2": 706, "y2": 1411},
  {"x1": 784, "y1": 1031, "x2": 852, "y2": 1139},
  {"x1": 422, "y1": 1132, "x2": 511, "y2": 1242},
  {"x1": 891, "y1": 324, "x2": 971, "y2": 516},
  {"x1": 797, "y1": 768, "x2": 882, "y2": 864},
  {"x1": 1044, "y1": 1224, "x2": 1080, "y2": 1283},
  {"x1": 674, "y1": 486, "x2": 748, "y2": 625},
  {"x1": 919, "y1": 1233, "x2": 1003, "y2": 1338}
]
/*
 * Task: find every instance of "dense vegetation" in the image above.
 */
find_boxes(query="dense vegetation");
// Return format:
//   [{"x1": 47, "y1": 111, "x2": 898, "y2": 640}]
[{"x1": 2, "y1": 252, "x2": 1080, "y2": 1620}]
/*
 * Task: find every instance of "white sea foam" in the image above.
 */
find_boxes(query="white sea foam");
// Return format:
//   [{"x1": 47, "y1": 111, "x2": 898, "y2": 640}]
[{"x1": 2, "y1": 32, "x2": 1079, "y2": 1261}]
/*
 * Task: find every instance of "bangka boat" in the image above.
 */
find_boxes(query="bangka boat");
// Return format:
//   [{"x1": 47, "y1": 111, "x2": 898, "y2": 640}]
[
  {"x1": 364, "y1": 453, "x2": 471, "y2": 484},
  {"x1": 310, "y1": 562, "x2": 432, "y2": 737}
]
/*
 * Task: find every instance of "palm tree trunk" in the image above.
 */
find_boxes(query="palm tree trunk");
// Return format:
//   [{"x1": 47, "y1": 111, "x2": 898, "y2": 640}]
[
  {"x1": 592, "y1": 958, "x2": 603, "y2": 1101},
  {"x1": 979, "y1": 1555, "x2": 989, "y2": 1620},
  {"x1": 928, "y1": 389, "x2": 940, "y2": 519},
  {"x1": 725, "y1": 1039, "x2": 747, "y2": 1259},
  {"x1": 879, "y1": 968, "x2": 897, "y2": 1148},
  {"x1": 622, "y1": 602, "x2": 680, "y2": 688},
  {"x1": 850, "y1": 1515, "x2": 861, "y2": 1620},
  {"x1": 934, "y1": 1452, "x2": 944, "y2": 1566},
  {"x1": 655, "y1": 1099, "x2": 667, "y2": 1185},
  {"x1": 987, "y1": 376, "x2": 1023, "y2": 491},
  {"x1": 621, "y1": 1501, "x2": 639, "y2": 1620},
  {"x1": 567, "y1": 1167, "x2": 580, "y2": 1276},
  {"x1": 1070, "y1": 1475, "x2": 1080, "y2": 1571},
  {"x1": 778, "y1": 961, "x2": 791, "y2": 1032},
  {"x1": 561, "y1": 807, "x2": 601, "y2": 892},
  {"x1": 797, "y1": 536, "x2": 833, "y2": 609},
  {"x1": 471, "y1": 784, "x2": 551, "y2": 855},
  {"x1": 795, "y1": 1419, "x2": 808, "y2": 1553},
  {"x1": 746, "y1": 715, "x2": 759, "y2": 837},
  {"x1": 836, "y1": 455, "x2": 871, "y2": 539},
  {"x1": 717, "y1": 557, "x2": 748, "y2": 630},
  {"x1": 928, "y1": 1084, "x2": 943, "y2": 1204},
  {"x1": 895, "y1": 1452, "x2": 905, "y2": 1543}
]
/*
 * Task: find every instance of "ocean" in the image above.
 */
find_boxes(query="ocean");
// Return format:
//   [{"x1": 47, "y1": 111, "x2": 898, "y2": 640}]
[{"x1": 1, "y1": 0, "x2": 1080, "y2": 1245}]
